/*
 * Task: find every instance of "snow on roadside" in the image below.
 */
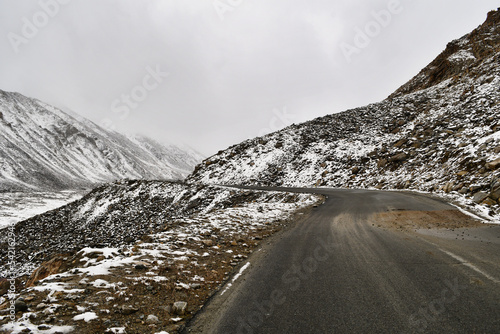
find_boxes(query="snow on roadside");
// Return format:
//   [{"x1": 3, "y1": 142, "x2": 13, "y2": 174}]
[{"x1": 431, "y1": 191, "x2": 500, "y2": 224}]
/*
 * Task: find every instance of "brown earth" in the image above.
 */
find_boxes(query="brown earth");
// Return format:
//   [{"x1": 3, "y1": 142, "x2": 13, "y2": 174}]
[{"x1": 372, "y1": 209, "x2": 484, "y2": 231}]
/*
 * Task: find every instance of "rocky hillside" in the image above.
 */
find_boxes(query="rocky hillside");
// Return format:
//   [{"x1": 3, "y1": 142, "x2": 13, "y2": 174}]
[
  {"x1": 0, "y1": 180, "x2": 319, "y2": 278},
  {"x1": 188, "y1": 9, "x2": 500, "y2": 218},
  {"x1": 0, "y1": 181, "x2": 319, "y2": 333},
  {"x1": 0, "y1": 90, "x2": 203, "y2": 191}
]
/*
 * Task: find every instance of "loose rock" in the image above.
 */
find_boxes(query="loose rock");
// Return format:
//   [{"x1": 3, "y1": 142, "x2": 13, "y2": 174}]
[
  {"x1": 473, "y1": 191, "x2": 489, "y2": 204},
  {"x1": 202, "y1": 239, "x2": 213, "y2": 247},
  {"x1": 485, "y1": 158, "x2": 500, "y2": 170},
  {"x1": 14, "y1": 299, "x2": 28, "y2": 312},
  {"x1": 146, "y1": 314, "x2": 159, "y2": 324},
  {"x1": 120, "y1": 305, "x2": 139, "y2": 315},
  {"x1": 172, "y1": 301, "x2": 187, "y2": 316}
]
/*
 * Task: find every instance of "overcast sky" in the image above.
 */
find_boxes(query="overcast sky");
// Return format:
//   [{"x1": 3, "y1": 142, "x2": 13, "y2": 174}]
[{"x1": 0, "y1": 1, "x2": 498, "y2": 156}]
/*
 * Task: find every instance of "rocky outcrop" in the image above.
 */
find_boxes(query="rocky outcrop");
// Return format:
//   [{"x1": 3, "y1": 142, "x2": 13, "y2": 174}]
[
  {"x1": 391, "y1": 8, "x2": 500, "y2": 97},
  {"x1": 25, "y1": 255, "x2": 71, "y2": 288}
]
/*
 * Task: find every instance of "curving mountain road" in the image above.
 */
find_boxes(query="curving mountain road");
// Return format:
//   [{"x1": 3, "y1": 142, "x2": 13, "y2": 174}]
[{"x1": 183, "y1": 188, "x2": 500, "y2": 334}]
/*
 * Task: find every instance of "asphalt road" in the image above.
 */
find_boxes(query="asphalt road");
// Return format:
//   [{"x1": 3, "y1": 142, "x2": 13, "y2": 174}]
[{"x1": 184, "y1": 188, "x2": 500, "y2": 334}]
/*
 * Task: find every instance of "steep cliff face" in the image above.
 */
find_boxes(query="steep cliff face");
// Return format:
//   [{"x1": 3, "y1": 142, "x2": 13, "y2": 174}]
[
  {"x1": 391, "y1": 9, "x2": 500, "y2": 97},
  {"x1": 0, "y1": 90, "x2": 203, "y2": 191},
  {"x1": 188, "y1": 9, "x2": 500, "y2": 216}
]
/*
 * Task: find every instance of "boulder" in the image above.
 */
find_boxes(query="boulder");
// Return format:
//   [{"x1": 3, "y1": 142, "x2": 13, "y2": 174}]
[
  {"x1": 490, "y1": 187, "x2": 500, "y2": 201},
  {"x1": 14, "y1": 299, "x2": 28, "y2": 312},
  {"x1": 482, "y1": 197, "x2": 497, "y2": 206},
  {"x1": 470, "y1": 185, "x2": 483, "y2": 193},
  {"x1": 442, "y1": 182, "x2": 454, "y2": 193},
  {"x1": 172, "y1": 301, "x2": 187, "y2": 315},
  {"x1": 377, "y1": 159, "x2": 387, "y2": 168},
  {"x1": 473, "y1": 191, "x2": 489, "y2": 204},
  {"x1": 146, "y1": 314, "x2": 159, "y2": 324},
  {"x1": 120, "y1": 305, "x2": 139, "y2": 315},
  {"x1": 458, "y1": 187, "x2": 468, "y2": 194},
  {"x1": 202, "y1": 239, "x2": 213, "y2": 247},
  {"x1": 26, "y1": 256, "x2": 67, "y2": 288},
  {"x1": 485, "y1": 158, "x2": 500, "y2": 170},
  {"x1": 389, "y1": 153, "x2": 408, "y2": 163}
]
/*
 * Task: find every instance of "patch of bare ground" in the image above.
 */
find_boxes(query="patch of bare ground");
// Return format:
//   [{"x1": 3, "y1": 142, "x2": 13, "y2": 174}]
[{"x1": 372, "y1": 209, "x2": 484, "y2": 231}]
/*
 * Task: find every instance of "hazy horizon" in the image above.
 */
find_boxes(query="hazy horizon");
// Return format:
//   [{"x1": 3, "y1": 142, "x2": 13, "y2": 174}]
[{"x1": 1, "y1": 0, "x2": 498, "y2": 156}]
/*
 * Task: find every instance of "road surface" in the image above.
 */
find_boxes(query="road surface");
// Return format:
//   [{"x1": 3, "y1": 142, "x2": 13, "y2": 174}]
[{"x1": 183, "y1": 188, "x2": 500, "y2": 333}]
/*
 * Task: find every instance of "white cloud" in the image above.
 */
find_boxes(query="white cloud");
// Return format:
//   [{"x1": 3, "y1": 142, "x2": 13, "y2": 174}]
[{"x1": 0, "y1": 0, "x2": 498, "y2": 155}]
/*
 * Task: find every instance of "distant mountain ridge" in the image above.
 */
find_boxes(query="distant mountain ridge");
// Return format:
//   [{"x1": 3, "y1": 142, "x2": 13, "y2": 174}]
[
  {"x1": 188, "y1": 9, "x2": 500, "y2": 217},
  {"x1": 0, "y1": 90, "x2": 203, "y2": 191}
]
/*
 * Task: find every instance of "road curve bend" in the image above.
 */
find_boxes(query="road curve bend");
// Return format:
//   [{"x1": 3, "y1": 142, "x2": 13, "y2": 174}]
[{"x1": 183, "y1": 188, "x2": 500, "y2": 334}]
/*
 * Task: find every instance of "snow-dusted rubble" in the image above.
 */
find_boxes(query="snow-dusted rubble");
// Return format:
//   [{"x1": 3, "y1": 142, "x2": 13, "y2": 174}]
[
  {"x1": 0, "y1": 181, "x2": 320, "y2": 333},
  {"x1": 0, "y1": 180, "x2": 320, "y2": 278},
  {"x1": 188, "y1": 9, "x2": 500, "y2": 221}
]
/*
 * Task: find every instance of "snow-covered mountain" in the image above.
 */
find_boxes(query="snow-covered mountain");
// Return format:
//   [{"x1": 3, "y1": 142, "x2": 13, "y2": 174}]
[
  {"x1": 0, "y1": 90, "x2": 204, "y2": 191},
  {"x1": 188, "y1": 9, "x2": 500, "y2": 216}
]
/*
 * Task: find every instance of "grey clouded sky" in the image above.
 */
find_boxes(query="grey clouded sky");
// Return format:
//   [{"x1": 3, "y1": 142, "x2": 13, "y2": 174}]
[{"x1": 0, "y1": 0, "x2": 498, "y2": 156}]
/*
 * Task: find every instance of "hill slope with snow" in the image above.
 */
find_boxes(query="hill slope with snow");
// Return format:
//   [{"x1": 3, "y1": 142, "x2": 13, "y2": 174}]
[
  {"x1": 0, "y1": 90, "x2": 203, "y2": 191},
  {"x1": 188, "y1": 9, "x2": 500, "y2": 217}
]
